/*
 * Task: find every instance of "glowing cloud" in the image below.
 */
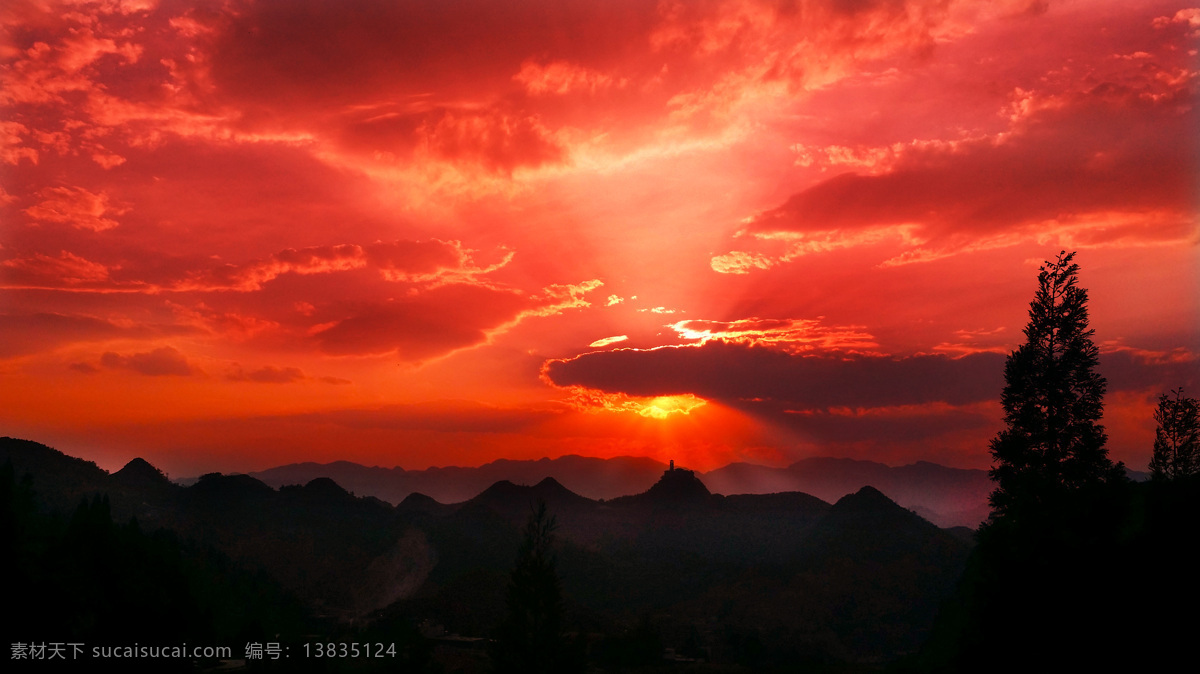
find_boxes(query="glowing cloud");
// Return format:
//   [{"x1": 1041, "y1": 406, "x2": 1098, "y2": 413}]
[
  {"x1": 670, "y1": 317, "x2": 878, "y2": 353},
  {"x1": 588, "y1": 335, "x2": 629, "y2": 348},
  {"x1": 560, "y1": 385, "x2": 707, "y2": 419}
]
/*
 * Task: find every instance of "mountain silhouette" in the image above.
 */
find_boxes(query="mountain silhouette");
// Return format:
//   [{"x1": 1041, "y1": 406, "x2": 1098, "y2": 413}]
[
  {"x1": 830, "y1": 484, "x2": 896, "y2": 512},
  {"x1": 1, "y1": 436, "x2": 113, "y2": 513},
  {"x1": 188, "y1": 471, "x2": 275, "y2": 499},
  {"x1": 468, "y1": 477, "x2": 592, "y2": 512},
  {"x1": 397, "y1": 491, "x2": 449, "y2": 516},
  {"x1": 6, "y1": 436, "x2": 976, "y2": 666},
  {"x1": 291, "y1": 476, "x2": 359, "y2": 503},
  {"x1": 635, "y1": 464, "x2": 711, "y2": 503},
  {"x1": 111, "y1": 457, "x2": 171, "y2": 488},
  {"x1": 807, "y1": 486, "x2": 957, "y2": 556},
  {"x1": 242, "y1": 454, "x2": 667, "y2": 505},
  {"x1": 237, "y1": 453, "x2": 993, "y2": 527},
  {"x1": 705, "y1": 457, "x2": 993, "y2": 527}
]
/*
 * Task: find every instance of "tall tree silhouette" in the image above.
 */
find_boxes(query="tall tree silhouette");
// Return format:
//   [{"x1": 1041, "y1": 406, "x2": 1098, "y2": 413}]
[
  {"x1": 491, "y1": 499, "x2": 579, "y2": 674},
  {"x1": 1149, "y1": 388, "x2": 1200, "y2": 481},
  {"x1": 988, "y1": 251, "x2": 1121, "y2": 520}
]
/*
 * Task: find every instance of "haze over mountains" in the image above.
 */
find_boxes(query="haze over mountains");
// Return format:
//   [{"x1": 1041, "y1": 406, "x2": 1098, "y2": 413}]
[{"x1": 236, "y1": 454, "x2": 994, "y2": 528}]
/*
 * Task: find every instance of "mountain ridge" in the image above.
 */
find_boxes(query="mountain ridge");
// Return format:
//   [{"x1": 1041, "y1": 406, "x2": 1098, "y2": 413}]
[
  {"x1": 239, "y1": 453, "x2": 993, "y2": 527},
  {"x1": 3, "y1": 434, "x2": 991, "y2": 526},
  {"x1": 3, "y1": 435, "x2": 974, "y2": 664}
]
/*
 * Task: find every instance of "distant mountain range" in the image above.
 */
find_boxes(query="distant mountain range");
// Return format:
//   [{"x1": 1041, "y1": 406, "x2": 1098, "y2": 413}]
[
  {"x1": 3, "y1": 435, "x2": 974, "y2": 665},
  {"x1": 235, "y1": 453, "x2": 995, "y2": 527}
]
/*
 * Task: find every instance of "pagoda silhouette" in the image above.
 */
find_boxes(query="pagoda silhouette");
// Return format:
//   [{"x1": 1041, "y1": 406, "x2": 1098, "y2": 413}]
[{"x1": 642, "y1": 459, "x2": 710, "y2": 501}]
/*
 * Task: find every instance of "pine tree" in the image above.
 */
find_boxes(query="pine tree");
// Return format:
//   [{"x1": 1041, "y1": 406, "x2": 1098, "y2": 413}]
[
  {"x1": 491, "y1": 500, "x2": 579, "y2": 674},
  {"x1": 1149, "y1": 388, "x2": 1200, "y2": 481},
  {"x1": 988, "y1": 251, "x2": 1121, "y2": 520}
]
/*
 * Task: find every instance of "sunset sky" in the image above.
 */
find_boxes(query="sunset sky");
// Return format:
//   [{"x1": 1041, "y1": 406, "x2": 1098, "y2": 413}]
[{"x1": 2, "y1": 0, "x2": 1197, "y2": 478}]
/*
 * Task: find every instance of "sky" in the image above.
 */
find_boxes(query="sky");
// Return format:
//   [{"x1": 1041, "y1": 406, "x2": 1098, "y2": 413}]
[{"x1": 1, "y1": 0, "x2": 1198, "y2": 478}]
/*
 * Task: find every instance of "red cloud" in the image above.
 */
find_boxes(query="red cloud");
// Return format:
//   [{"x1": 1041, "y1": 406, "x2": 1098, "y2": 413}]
[
  {"x1": 336, "y1": 105, "x2": 567, "y2": 173},
  {"x1": 199, "y1": 239, "x2": 505, "y2": 292},
  {"x1": 515, "y1": 60, "x2": 622, "y2": 96},
  {"x1": 545, "y1": 340, "x2": 1007, "y2": 410},
  {"x1": 1, "y1": 251, "x2": 111, "y2": 286},
  {"x1": 293, "y1": 401, "x2": 557, "y2": 434},
  {"x1": 0, "y1": 312, "x2": 198, "y2": 357},
  {"x1": 226, "y1": 365, "x2": 307, "y2": 384},
  {"x1": 725, "y1": 57, "x2": 1198, "y2": 267},
  {"x1": 204, "y1": 0, "x2": 658, "y2": 108},
  {"x1": 311, "y1": 279, "x2": 600, "y2": 360},
  {"x1": 414, "y1": 108, "x2": 564, "y2": 173},
  {"x1": 1, "y1": 121, "x2": 39, "y2": 165},
  {"x1": 100, "y1": 346, "x2": 196, "y2": 376},
  {"x1": 311, "y1": 284, "x2": 533, "y2": 359},
  {"x1": 0, "y1": 239, "x2": 501, "y2": 293},
  {"x1": 546, "y1": 339, "x2": 1200, "y2": 415},
  {"x1": 58, "y1": 27, "x2": 141, "y2": 73},
  {"x1": 23, "y1": 186, "x2": 128, "y2": 231},
  {"x1": 670, "y1": 317, "x2": 879, "y2": 353},
  {"x1": 0, "y1": 312, "x2": 126, "y2": 357}
]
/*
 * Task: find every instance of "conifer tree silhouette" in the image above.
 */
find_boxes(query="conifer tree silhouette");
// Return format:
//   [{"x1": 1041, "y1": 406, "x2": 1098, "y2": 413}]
[
  {"x1": 491, "y1": 499, "x2": 580, "y2": 674},
  {"x1": 1149, "y1": 388, "x2": 1200, "y2": 480},
  {"x1": 988, "y1": 251, "x2": 1121, "y2": 520}
]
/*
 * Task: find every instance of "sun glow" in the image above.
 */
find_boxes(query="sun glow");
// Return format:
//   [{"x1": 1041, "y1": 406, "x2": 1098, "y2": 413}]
[
  {"x1": 639, "y1": 395, "x2": 707, "y2": 419},
  {"x1": 563, "y1": 386, "x2": 707, "y2": 419}
]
